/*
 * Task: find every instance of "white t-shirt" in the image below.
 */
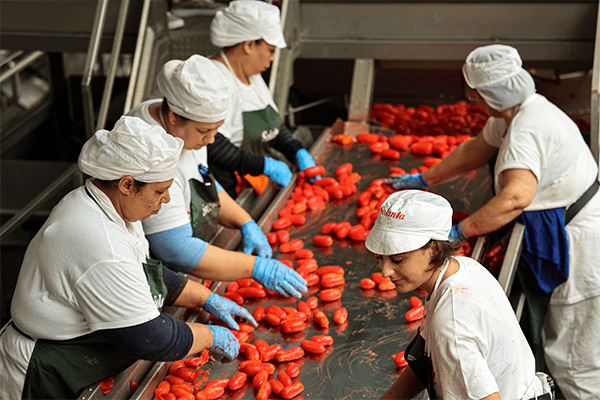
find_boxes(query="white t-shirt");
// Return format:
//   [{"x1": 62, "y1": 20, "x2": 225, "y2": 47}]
[
  {"x1": 128, "y1": 99, "x2": 214, "y2": 235},
  {"x1": 423, "y1": 256, "x2": 544, "y2": 399},
  {"x1": 481, "y1": 93, "x2": 600, "y2": 304},
  {"x1": 1, "y1": 181, "x2": 161, "y2": 398},
  {"x1": 211, "y1": 59, "x2": 278, "y2": 148},
  {"x1": 10, "y1": 181, "x2": 161, "y2": 339},
  {"x1": 482, "y1": 93, "x2": 597, "y2": 211}
]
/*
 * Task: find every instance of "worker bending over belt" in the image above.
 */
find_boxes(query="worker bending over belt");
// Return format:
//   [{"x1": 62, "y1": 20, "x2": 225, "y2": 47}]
[
  {"x1": 368, "y1": 191, "x2": 553, "y2": 400},
  {"x1": 0, "y1": 117, "x2": 248, "y2": 400},
  {"x1": 207, "y1": 0, "x2": 320, "y2": 198},
  {"x1": 127, "y1": 55, "x2": 307, "y2": 310},
  {"x1": 386, "y1": 44, "x2": 600, "y2": 398}
]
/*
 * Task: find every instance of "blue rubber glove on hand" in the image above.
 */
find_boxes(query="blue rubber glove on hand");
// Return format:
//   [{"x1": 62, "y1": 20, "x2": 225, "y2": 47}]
[
  {"x1": 203, "y1": 293, "x2": 257, "y2": 331},
  {"x1": 449, "y1": 221, "x2": 469, "y2": 243},
  {"x1": 295, "y1": 149, "x2": 321, "y2": 182},
  {"x1": 207, "y1": 324, "x2": 240, "y2": 360},
  {"x1": 263, "y1": 157, "x2": 292, "y2": 188},
  {"x1": 252, "y1": 257, "x2": 308, "y2": 298},
  {"x1": 384, "y1": 172, "x2": 429, "y2": 190},
  {"x1": 240, "y1": 220, "x2": 272, "y2": 258}
]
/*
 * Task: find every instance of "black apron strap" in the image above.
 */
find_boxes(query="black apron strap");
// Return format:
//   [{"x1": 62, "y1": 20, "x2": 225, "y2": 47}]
[
  {"x1": 405, "y1": 327, "x2": 437, "y2": 399},
  {"x1": 565, "y1": 179, "x2": 599, "y2": 225}
]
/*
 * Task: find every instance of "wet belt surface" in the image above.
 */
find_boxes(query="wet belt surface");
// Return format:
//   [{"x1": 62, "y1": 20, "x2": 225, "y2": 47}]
[{"x1": 183, "y1": 127, "x2": 492, "y2": 400}]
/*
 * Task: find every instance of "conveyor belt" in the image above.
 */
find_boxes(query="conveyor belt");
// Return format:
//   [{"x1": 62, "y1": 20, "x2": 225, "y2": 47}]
[{"x1": 79, "y1": 120, "x2": 501, "y2": 400}]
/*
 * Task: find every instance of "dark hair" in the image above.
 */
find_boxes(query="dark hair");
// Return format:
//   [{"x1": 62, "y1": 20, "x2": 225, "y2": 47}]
[
  {"x1": 96, "y1": 178, "x2": 147, "y2": 191},
  {"x1": 161, "y1": 98, "x2": 189, "y2": 122},
  {"x1": 420, "y1": 239, "x2": 464, "y2": 271}
]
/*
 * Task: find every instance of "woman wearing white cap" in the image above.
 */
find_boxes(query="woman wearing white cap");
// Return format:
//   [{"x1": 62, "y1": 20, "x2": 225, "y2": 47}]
[
  {"x1": 128, "y1": 55, "x2": 307, "y2": 304},
  {"x1": 0, "y1": 116, "x2": 250, "y2": 399},
  {"x1": 207, "y1": 0, "x2": 320, "y2": 198},
  {"x1": 367, "y1": 190, "x2": 552, "y2": 400},
  {"x1": 385, "y1": 44, "x2": 600, "y2": 397}
]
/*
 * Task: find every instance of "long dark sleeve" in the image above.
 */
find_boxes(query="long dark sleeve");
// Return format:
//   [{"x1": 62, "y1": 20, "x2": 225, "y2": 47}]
[
  {"x1": 270, "y1": 124, "x2": 304, "y2": 163},
  {"x1": 208, "y1": 132, "x2": 265, "y2": 176}
]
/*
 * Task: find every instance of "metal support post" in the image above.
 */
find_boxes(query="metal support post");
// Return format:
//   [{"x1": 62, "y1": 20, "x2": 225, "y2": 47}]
[{"x1": 348, "y1": 58, "x2": 375, "y2": 124}]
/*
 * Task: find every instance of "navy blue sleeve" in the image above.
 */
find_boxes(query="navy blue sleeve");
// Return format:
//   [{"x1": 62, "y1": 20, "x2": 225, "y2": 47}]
[
  {"x1": 162, "y1": 265, "x2": 188, "y2": 307},
  {"x1": 100, "y1": 313, "x2": 194, "y2": 361},
  {"x1": 208, "y1": 133, "x2": 265, "y2": 176},
  {"x1": 270, "y1": 124, "x2": 304, "y2": 163}
]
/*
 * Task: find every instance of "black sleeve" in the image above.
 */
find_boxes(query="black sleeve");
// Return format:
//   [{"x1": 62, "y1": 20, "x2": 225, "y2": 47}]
[
  {"x1": 208, "y1": 132, "x2": 265, "y2": 176},
  {"x1": 100, "y1": 314, "x2": 194, "y2": 361},
  {"x1": 270, "y1": 124, "x2": 304, "y2": 163},
  {"x1": 162, "y1": 265, "x2": 188, "y2": 307}
]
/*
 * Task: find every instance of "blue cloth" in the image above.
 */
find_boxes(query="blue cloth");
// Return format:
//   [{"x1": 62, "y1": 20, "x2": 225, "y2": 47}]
[
  {"x1": 520, "y1": 208, "x2": 569, "y2": 293},
  {"x1": 146, "y1": 224, "x2": 208, "y2": 274},
  {"x1": 449, "y1": 222, "x2": 468, "y2": 243}
]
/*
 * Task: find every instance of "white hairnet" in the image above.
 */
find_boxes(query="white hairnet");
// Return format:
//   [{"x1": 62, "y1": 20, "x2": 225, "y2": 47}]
[
  {"x1": 78, "y1": 116, "x2": 183, "y2": 183},
  {"x1": 462, "y1": 44, "x2": 536, "y2": 111},
  {"x1": 157, "y1": 55, "x2": 233, "y2": 123},
  {"x1": 210, "y1": 0, "x2": 286, "y2": 48}
]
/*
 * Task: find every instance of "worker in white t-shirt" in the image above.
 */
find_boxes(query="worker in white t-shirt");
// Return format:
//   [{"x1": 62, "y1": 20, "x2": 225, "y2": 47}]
[
  {"x1": 366, "y1": 191, "x2": 553, "y2": 400},
  {"x1": 207, "y1": 0, "x2": 321, "y2": 198},
  {"x1": 0, "y1": 116, "x2": 253, "y2": 399},
  {"x1": 128, "y1": 55, "x2": 307, "y2": 301},
  {"x1": 385, "y1": 44, "x2": 600, "y2": 398}
]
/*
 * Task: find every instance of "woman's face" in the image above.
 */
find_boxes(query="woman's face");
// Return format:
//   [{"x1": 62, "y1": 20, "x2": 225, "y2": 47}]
[
  {"x1": 245, "y1": 40, "x2": 277, "y2": 77},
  {"x1": 122, "y1": 179, "x2": 173, "y2": 222},
  {"x1": 377, "y1": 246, "x2": 439, "y2": 294},
  {"x1": 170, "y1": 116, "x2": 224, "y2": 150}
]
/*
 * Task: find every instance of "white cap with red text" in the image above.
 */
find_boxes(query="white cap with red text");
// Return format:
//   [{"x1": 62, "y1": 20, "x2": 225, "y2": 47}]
[{"x1": 365, "y1": 190, "x2": 452, "y2": 255}]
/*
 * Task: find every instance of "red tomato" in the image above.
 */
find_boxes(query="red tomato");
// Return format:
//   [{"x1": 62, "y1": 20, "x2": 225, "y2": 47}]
[
  {"x1": 306, "y1": 296, "x2": 319, "y2": 309},
  {"x1": 319, "y1": 288, "x2": 342, "y2": 302},
  {"x1": 356, "y1": 133, "x2": 379, "y2": 143},
  {"x1": 236, "y1": 287, "x2": 267, "y2": 298},
  {"x1": 316, "y1": 265, "x2": 345, "y2": 276},
  {"x1": 320, "y1": 273, "x2": 345, "y2": 288},
  {"x1": 409, "y1": 296, "x2": 423, "y2": 308},
  {"x1": 252, "y1": 306, "x2": 265, "y2": 322},
  {"x1": 275, "y1": 346, "x2": 305, "y2": 362},
  {"x1": 335, "y1": 163, "x2": 354, "y2": 177},
  {"x1": 405, "y1": 305, "x2": 426, "y2": 322},
  {"x1": 272, "y1": 217, "x2": 292, "y2": 230},
  {"x1": 310, "y1": 334, "x2": 334, "y2": 346},
  {"x1": 256, "y1": 381, "x2": 271, "y2": 400},
  {"x1": 281, "y1": 383, "x2": 305, "y2": 399},
  {"x1": 276, "y1": 230, "x2": 290, "y2": 244},
  {"x1": 380, "y1": 149, "x2": 401, "y2": 159},
  {"x1": 378, "y1": 278, "x2": 396, "y2": 291},
  {"x1": 410, "y1": 141, "x2": 433, "y2": 156},
  {"x1": 277, "y1": 370, "x2": 293, "y2": 387},
  {"x1": 313, "y1": 309, "x2": 329, "y2": 328},
  {"x1": 333, "y1": 307, "x2": 348, "y2": 324},
  {"x1": 369, "y1": 142, "x2": 390, "y2": 153},
  {"x1": 286, "y1": 362, "x2": 300, "y2": 378},
  {"x1": 224, "y1": 292, "x2": 244, "y2": 305},
  {"x1": 295, "y1": 249, "x2": 314, "y2": 259},
  {"x1": 195, "y1": 386, "x2": 224, "y2": 400},
  {"x1": 313, "y1": 177, "x2": 337, "y2": 187},
  {"x1": 279, "y1": 239, "x2": 304, "y2": 253},
  {"x1": 271, "y1": 380, "x2": 285, "y2": 395},
  {"x1": 304, "y1": 165, "x2": 326, "y2": 178},
  {"x1": 321, "y1": 222, "x2": 338, "y2": 234},
  {"x1": 289, "y1": 214, "x2": 306, "y2": 225},
  {"x1": 360, "y1": 278, "x2": 376, "y2": 289},
  {"x1": 312, "y1": 235, "x2": 333, "y2": 247},
  {"x1": 301, "y1": 339, "x2": 326, "y2": 354},
  {"x1": 227, "y1": 372, "x2": 247, "y2": 390},
  {"x1": 393, "y1": 351, "x2": 408, "y2": 368},
  {"x1": 98, "y1": 376, "x2": 114, "y2": 395},
  {"x1": 163, "y1": 375, "x2": 184, "y2": 385},
  {"x1": 154, "y1": 381, "x2": 170, "y2": 396}
]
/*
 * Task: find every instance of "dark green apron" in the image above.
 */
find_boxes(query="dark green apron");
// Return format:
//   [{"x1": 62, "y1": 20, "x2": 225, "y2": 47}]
[
  {"x1": 20, "y1": 257, "x2": 168, "y2": 400},
  {"x1": 241, "y1": 105, "x2": 283, "y2": 158},
  {"x1": 189, "y1": 165, "x2": 221, "y2": 241}
]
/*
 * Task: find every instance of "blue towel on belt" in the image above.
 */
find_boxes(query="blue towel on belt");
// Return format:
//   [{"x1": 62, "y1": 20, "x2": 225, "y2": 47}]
[{"x1": 520, "y1": 208, "x2": 569, "y2": 293}]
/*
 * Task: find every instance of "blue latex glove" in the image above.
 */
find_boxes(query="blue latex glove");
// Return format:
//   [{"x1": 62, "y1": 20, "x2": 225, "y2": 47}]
[
  {"x1": 384, "y1": 172, "x2": 429, "y2": 190},
  {"x1": 263, "y1": 157, "x2": 292, "y2": 188},
  {"x1": 449, "y1": 222, "x2": 469, "y2": 243},
  {"x1": 240, "y1": 220, "x2": 272, "y2": 258},
  {"x1": 252, "y1": 257, "x2": 308, "y2": 298},
  {"x1": 203, "y1": 293, "x2": 257, "y2": 331},
  {"x1": 207, "y1": 324, "x2": 240, "y2": 360},
  {"x1": 295, "y1": 148, "x2": 321, "y2": 182}
]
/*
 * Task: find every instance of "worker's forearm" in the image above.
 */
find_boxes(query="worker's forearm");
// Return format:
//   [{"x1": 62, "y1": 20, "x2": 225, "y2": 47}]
[
  {"x1": 424, "y1": 137, "x2": 492, "y2": 186},
  {"x1": 185, "y1": 323, "x2": 214, "y2": 357},
  {"x1": 380, "y1": 365, "x2": 425, "y2": 400},
  {"x1": 171, "y1": 278, "x2": 212, "y2": 309},
  {"x1": 192, "y1": 244, "x2": 255, "y2": 281},
  {"x1": 461, "y1": 190, "x2": 527, "y2": 237},
  {"x1": 217, "y1": 190, "x2": 252, "y2": 229}
]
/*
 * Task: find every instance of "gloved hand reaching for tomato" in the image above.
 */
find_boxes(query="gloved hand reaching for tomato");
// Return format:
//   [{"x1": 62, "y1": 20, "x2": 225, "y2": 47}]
[
  {"x1": 203, "y1": 293, "x2": 257, "y2": 331},
  {"x1": 207, "y1": 324, "x2": 239, "y2": 360},
  {"x1": 385, "y1": 172, "x2": 429, "y2": 190}
]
